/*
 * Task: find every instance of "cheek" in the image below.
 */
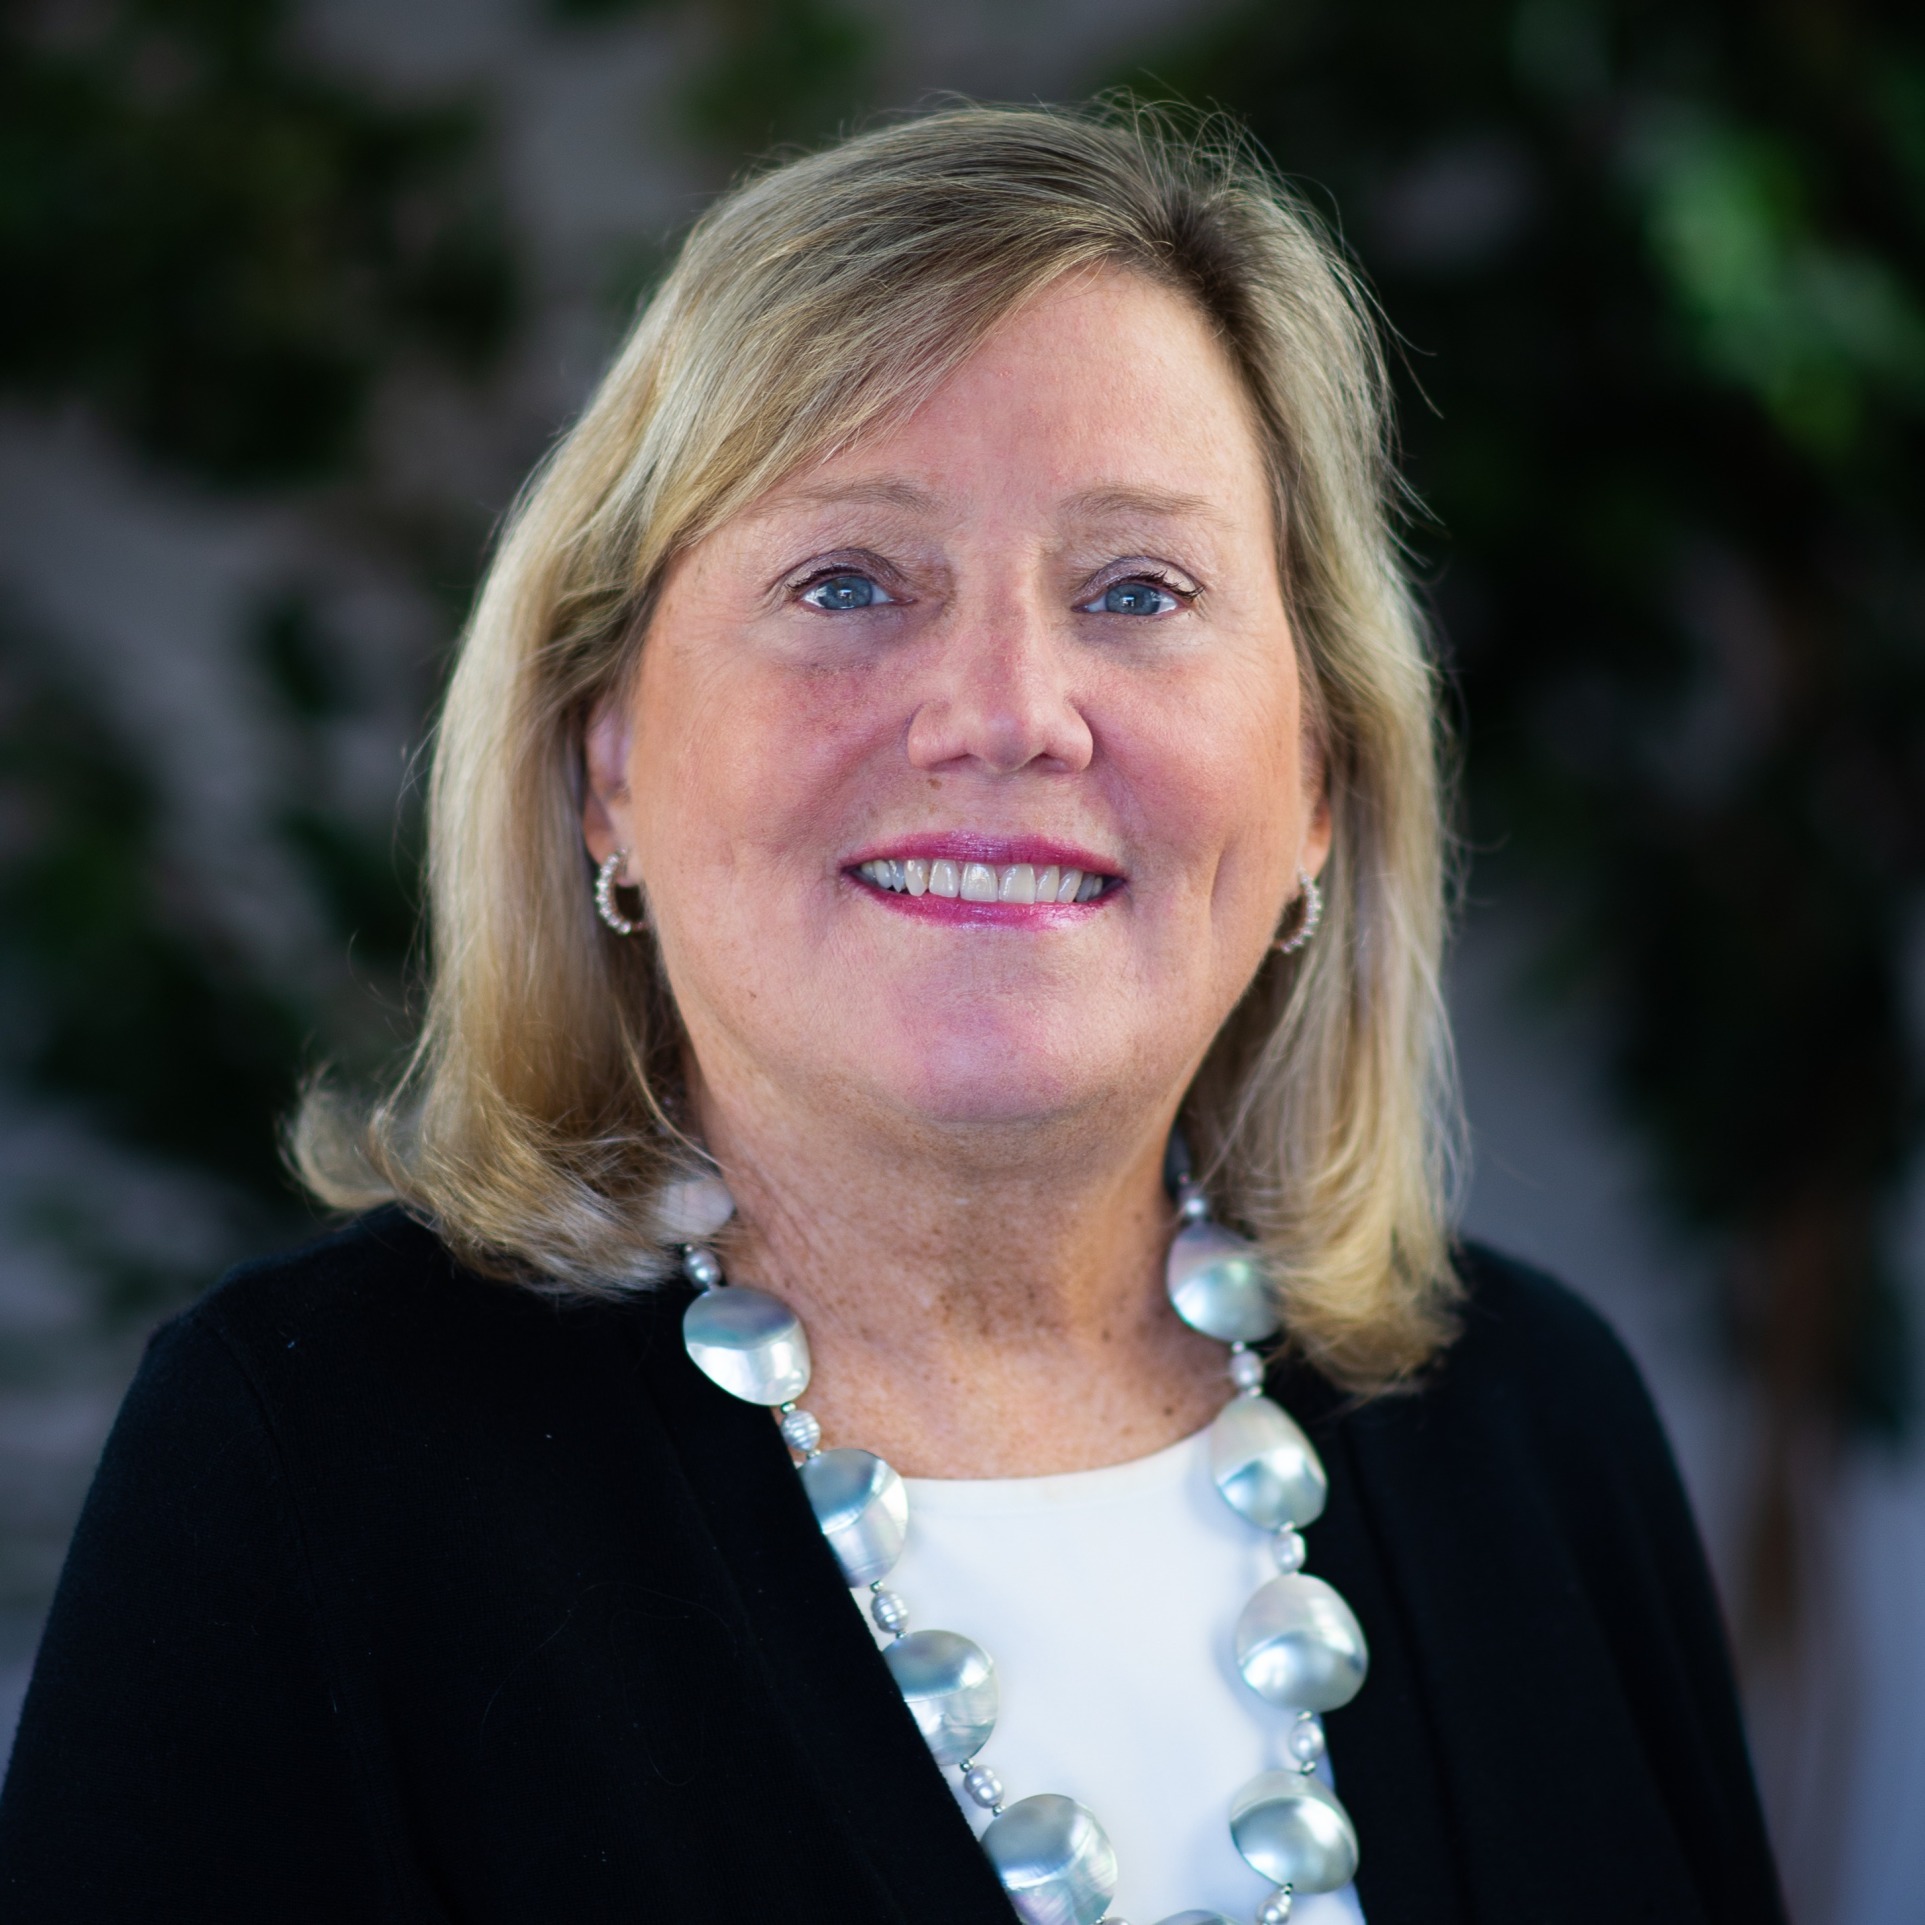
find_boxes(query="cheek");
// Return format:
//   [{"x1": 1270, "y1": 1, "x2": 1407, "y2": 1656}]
[
  {"x1": 629, "y1": 627, "x2": 885, "y2": 889},
  {"x1": 1110, "y1": 648, "x2": 1305, "y2": 903}
]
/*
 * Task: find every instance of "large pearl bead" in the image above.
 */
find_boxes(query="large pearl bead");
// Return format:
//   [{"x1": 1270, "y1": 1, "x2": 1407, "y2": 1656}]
[
  {"x1": 681, "y1": 1285, "x2": 811, "y2": 1405},
  {"x1": 1233, "y1": 1573, "x2": 1369, "y2": 1712},
  {"x1": 1208, "y1": 1394, "x2": 1328, "y2": 1532},
  {"x1": 1229, "y1": 1771, "x2": 1360, "y2": 1893},
  {"x1": 798, "y1": 1448, "x2": 909, "y2": 1585},
  {"x1": 1165, "y1": 1220, "x2": 1280, "y2": 1344},
  {"x1": 981, "y1": 1794, "x2": 1118, "y2": 1925},
  {"x1": 883, "y1": 1629, "x2": 999, "y2": 1765}
]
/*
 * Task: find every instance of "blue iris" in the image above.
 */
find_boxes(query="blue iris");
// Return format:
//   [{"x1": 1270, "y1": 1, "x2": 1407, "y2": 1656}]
[
  {"x1": 805, "y1": 573, "x2": 881, "y2": 610},
  {"x1": 1102, "y1": 580, "x2": 1172, "y2": 615}
]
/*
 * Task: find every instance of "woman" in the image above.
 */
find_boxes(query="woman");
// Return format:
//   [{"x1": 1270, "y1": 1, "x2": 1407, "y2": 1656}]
[{"x1": 0, "y1": 106, "x2": 1779, "y2": 1924}]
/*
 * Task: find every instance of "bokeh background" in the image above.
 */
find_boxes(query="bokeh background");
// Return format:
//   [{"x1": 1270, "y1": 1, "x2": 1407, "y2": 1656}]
[{"x1": 2, "y1": 1, "x2": 1922, "y2": 1917}]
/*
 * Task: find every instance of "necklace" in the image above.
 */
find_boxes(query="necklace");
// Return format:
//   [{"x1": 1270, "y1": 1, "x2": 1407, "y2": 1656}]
[{"x1": 664, "y1": 1172, "x2": 1367, "y2": 1925}]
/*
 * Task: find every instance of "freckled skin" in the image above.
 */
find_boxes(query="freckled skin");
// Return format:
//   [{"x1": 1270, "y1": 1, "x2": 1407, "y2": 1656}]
[{"x1": 583, "y1": 270, "x2": 1330, "y2": 1476}]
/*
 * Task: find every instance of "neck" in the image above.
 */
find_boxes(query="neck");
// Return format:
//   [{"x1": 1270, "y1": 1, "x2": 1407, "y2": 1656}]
[{"x1": 693, "y1": 1069, "x2": 1228, "y2": 1479}]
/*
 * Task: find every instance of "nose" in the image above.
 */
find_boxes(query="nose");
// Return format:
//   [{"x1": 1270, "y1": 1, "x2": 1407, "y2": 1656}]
[{"x1": 904, "y1": 607, "x2": 1095, "y2": 777}]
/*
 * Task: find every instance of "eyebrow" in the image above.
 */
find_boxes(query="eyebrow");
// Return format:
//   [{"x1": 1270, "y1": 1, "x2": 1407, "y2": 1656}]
[
  {"x1": 751, "y1": 476, "x2": 1224, "y2": 530},
  {"x1": 1059, "y1": 485, "x2": 1223, "y2": 526},
  {"x1": 754, "y1": 476, "x2": 940, "y2": 517}
]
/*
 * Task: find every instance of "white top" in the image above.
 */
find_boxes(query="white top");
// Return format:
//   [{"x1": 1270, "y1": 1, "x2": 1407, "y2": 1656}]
[{"x1": 863, "y1": 1425, "x2": 1369, "y2": 1925}]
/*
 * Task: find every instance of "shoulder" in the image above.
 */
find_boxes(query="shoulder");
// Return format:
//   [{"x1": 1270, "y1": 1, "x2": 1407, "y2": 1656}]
[
  {"x1": 1299, "y1": 1240, "x2": 1681, "y2": 1533},
  {"x1": 192, "y1": 1203, "x2": 487, "y2": 1349},
  {"x1": 1447, "y1": 1232, "x2": 1670, "y2": 1432},
  {"x1": 80, "y1": 1212, "x2": 465, "y2": 1484},
  {"x1": 139, "y1": 1209, "x2": 680, "y2": 1479},
  {"x1": 1327, "y1": 1241, "x2": 1734, "y2": 1684},
  {"x1": 1445, "y1": 1238, "x2": 1655, "y2": 1414},
  {"x1": 1397, "y1": 1239, "x2": 1689, "y2": 1537},
  {"x1": 182, "y1": 1204, "x2": 642, "y2": 1378},
  {"x1": 103, "y1": 1211, "x2": 718, "y2": 1642}
]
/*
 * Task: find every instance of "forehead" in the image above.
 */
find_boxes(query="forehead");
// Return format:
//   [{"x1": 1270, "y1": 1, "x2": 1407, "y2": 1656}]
[{"x1": 740, "y1": 269, "x2": 1273, "y2": 538}]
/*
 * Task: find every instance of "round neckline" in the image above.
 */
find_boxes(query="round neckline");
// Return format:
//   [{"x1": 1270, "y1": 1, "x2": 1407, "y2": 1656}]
[{"x1": 901, "y1": 1422, "x2": 1210, "y2": 1516}]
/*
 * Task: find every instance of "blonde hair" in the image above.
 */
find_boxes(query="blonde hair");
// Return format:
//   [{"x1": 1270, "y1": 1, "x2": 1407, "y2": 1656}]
[{"x1": 297, "y1": 101, "x2": 1463, "y2": 1390}]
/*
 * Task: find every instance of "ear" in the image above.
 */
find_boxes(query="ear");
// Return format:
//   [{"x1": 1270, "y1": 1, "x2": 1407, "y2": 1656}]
[
  {"x1": 581, "y1": 699, "x2": 633, "y2": 871},
  {"x1": 1298, "y1": 729, "x2": 1334, "y2": 880},
  {"x1": 1301, "y1": 786, "x2": 1334, "y2": 880}
]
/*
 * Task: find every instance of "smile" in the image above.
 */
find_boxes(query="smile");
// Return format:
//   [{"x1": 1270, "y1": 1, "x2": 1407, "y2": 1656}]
[
  {"x1": 844, "y1": 838, "x2": 1123, "y2": 924},
  {"x1": 855, "y1": 857, "x2": 1109, "y2": 904}
]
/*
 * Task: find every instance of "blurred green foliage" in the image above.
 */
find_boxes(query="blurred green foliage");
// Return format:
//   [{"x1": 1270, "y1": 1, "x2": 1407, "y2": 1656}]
[
  {"x1": 547, "y1": 0, "x2": 877, "y2": 152},
  {"x1": 1129, "y1": 0, "x2": 1925, "y2": 1453},
  {"x1": 0, "y1": 0, "x2": 512, "y2": 483},
  {"x1": 0, "y1": 578, "x2": 430, "y2": 1307},
  {"x1": 0, "y1": 606, "x2": 303, "y2": 1193},
  {"x1": 0, "y1": 0, "x2": 509, "y2": 1305}
]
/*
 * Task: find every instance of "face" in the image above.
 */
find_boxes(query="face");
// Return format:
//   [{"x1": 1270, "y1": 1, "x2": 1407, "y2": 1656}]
[{"x1": 585, "y1": 268, "x2": 1330, "y2": 1157}]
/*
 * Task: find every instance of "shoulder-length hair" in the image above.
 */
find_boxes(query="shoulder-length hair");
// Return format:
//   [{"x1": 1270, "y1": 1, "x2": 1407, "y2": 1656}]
[{"x1": 297, "y1": 101, "x2": 1463, "y2": 1391}]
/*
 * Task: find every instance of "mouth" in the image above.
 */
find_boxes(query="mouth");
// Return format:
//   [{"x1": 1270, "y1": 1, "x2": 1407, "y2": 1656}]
[{"x1": 843, "y1": 836, "x2": 1123, "y2": 921}]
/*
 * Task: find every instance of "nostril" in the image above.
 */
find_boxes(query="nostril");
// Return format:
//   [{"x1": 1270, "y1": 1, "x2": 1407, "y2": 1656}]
[{"x1": 904, "y1": 684, "x2": 1095, "y2": 779}]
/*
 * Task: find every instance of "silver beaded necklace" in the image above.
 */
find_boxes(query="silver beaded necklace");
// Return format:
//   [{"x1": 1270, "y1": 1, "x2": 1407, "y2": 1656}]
[{"x1": 667, "y1": 1171, "x2": 1368, "y2": 1925}]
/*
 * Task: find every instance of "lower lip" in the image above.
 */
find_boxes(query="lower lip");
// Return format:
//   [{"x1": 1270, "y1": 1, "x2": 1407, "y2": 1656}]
[{"x1": 848, "y1": 877, "x2": 1117, "y2": 926}]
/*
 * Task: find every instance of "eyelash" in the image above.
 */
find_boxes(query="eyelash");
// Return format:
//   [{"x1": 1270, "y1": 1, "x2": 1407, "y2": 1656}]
[
  {"x1": 791, "y1": 565, "x2": 898, "y2": 611},
  {"x1": 1080, "y1": 568, "x2": 1198, "y2": 614},
  {"x1": 784, "y1": 562, "x2": 1201, "y2": 614}
]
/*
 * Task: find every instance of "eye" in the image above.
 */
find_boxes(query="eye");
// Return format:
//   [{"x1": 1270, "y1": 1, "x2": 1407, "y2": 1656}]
[
  {"x1": 1080, "y1": 577, "x2": 1182, "y2": 617},
  {"x1": 800, "y1": 572, "x2": 895, "y2": 612}
]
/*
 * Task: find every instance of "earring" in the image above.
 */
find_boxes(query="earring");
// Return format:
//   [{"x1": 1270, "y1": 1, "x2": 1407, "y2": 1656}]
[
  {"x1": 595, "y1": 849, "x2": 644, "y2": 936},
  {"x1": 1273, "y1": 868, "x2": 1322, "y2": 956}
]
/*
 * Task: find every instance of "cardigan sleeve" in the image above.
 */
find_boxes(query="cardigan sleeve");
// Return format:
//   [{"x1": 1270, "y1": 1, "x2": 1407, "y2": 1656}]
[
  {"x1": 0, "y1": 1310, "x2": 414, "y2": 1924},
  {"x1": 1518, "y1": 1268, "x2": 1784, "y2": 1922},
  {"x1": 1465, "y1": 1246, "x2": 1786, "y2": 1924},
  {"x1": 1312, "y1": 1246, "x2": 1785, "y2": 1925}
]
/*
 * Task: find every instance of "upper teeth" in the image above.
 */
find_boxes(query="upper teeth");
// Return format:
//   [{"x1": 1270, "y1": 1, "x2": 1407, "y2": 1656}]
[{"x1": 857, "y1": 858, "x2": 1106, "y2": 904}]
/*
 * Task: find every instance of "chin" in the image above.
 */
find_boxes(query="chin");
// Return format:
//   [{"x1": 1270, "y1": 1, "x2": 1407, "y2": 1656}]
[{"x1": 864, "y1": 1025, "x2": 1130, "y2": 1132}]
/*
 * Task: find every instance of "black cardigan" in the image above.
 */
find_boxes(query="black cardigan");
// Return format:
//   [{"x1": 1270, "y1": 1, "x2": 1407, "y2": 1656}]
[{"x1": 0, "y1": 1209, "x2": 1781, "y2": 1924}]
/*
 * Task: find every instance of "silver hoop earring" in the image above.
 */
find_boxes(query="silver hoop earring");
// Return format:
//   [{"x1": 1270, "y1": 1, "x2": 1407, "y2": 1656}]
[
  {"x1": 595, "y1": 849, "x2": 644, "y2": 936},
  {"x1": 1273, "y1": 868, "x2": 1322, "y2": 955}
]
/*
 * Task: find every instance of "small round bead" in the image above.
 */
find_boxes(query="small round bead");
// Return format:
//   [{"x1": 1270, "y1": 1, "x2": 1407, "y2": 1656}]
[
  {"x1": 1256, "y1": 1889, "x2": 1294, "y2": 1925},
  {"x1": 961, "y1": 1764, "x2": 1004, "y2": 1810},
  {"x1": 870, "y1": 1589, "x2": 909, "y2": 1635},
  {"x1": 682, "y1": 1246, "x2": 722, "y2": 1288},
  {"x1": 1228, "y1": 1347, "x2": 1266, "y2": 1393},
  {"x1": 1272, "y1": 1527, "x2": 1307, "y2": 1574},
  {"x1": 1177, "y1": 1188, "x2": 1211, "y2": 1223},
  {"x1": 1287, "y1": 1713, "x2": 1326, "y2": 1769},
  {"x1": 779, "y1": 1408, "x2": 822, "y2": 1454}
]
